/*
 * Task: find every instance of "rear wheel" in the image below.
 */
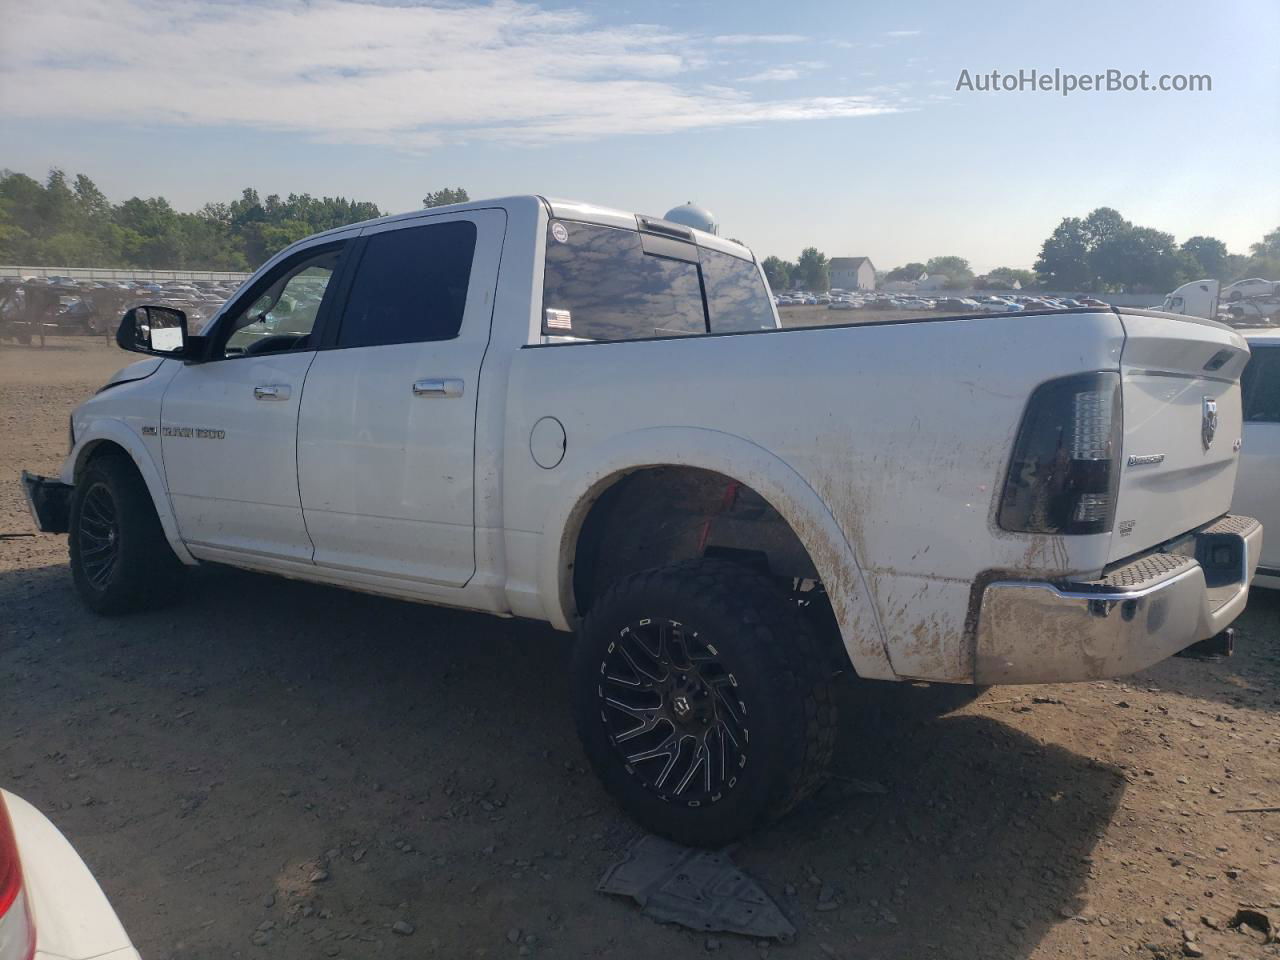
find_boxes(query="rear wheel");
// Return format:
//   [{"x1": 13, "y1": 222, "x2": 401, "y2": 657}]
[
  {"x1": 572, "y1": 559, "x2": 836, "y2": 847},
  {"x1": 69, "y1": 454, "x2": 184, "y2": 614}
]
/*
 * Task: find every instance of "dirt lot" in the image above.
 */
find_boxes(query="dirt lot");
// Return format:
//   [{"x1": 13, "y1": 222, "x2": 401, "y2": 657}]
[{"x1": 2, "y1": 336, "x2": 1279, "y2": 960}]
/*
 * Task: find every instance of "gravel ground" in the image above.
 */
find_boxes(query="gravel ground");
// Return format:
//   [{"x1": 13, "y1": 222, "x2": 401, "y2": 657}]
[{"x1": 2, "y1": 336, "x2": 1278, "y2": 960}]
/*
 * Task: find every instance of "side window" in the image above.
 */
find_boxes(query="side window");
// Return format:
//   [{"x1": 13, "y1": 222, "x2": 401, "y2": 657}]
[
  {"x1": 1241, "y1": 347, "x2": 1280, "y2": 424},
  {"x1": 337, "y1": 220, "x2": 477, "y2": 348},
  {"x1": 541, "y1": 221, "x2": 706, "y2": 341},
  {"x1": 701, "y1": 247, "x2": 777, "y2": 333},
  {"x1": 222, "y1": 249, "x2": 341, "y2": 358}
]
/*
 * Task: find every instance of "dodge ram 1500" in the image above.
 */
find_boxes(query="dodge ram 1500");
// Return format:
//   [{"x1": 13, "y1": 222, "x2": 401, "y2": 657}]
[{"x1": 21, "y1": 195, "x2": 1262, "y2": 845}]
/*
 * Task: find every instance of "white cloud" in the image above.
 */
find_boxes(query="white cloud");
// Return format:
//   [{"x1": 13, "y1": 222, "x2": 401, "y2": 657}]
[
  {"x1": 711, "y1": 34, "x2": 808, "y2": 45},
  {"x1": 739, "y1": 61, "x2": 826, "y2": 84},
  {"x1": 0, "y1": 1, "x2": 898, "y2": 148},
  {"x1": 740, "y1": 67, "x2": 801, "y2": 83},
  {"x1": 885, "y1": 30, "x2": 922, "y2": 37}
]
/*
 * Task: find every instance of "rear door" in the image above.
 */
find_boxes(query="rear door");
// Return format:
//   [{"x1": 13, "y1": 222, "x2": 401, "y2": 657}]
[
  {"x1": 1232, "y1": 342, "x2": 1280, "y2": 574},
  {"x1": 1108, "y1": 311, "x2": 1251, "y2": 561},
  {"x1": 296, "y1": 208, "x2": 505, "y2": 586}
]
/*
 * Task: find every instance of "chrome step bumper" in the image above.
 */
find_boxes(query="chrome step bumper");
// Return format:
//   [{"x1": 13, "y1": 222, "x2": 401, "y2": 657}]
[{"x1": 974, "y1": 514, "x2": 1262, "y2": 684}]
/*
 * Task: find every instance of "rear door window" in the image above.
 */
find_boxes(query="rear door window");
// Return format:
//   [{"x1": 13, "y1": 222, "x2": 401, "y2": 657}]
[
  {"x1": 701, "y1": 247, "x2": 776, "y2": 333},
  {"x1": 1241, "y1": 347, "x2": 1280, "y2": 423},
  {"x1": 337, "y1": 220, "x2": 477, "y2": 348},
  {"x1": 542, "y1": 221, "x2": 706, "y2": 341}
]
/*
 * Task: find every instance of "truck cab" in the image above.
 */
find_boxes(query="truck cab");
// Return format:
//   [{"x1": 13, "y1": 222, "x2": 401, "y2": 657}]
[{"x1": 1159, "y1": 278, "x2": 1220, "y2": 320}]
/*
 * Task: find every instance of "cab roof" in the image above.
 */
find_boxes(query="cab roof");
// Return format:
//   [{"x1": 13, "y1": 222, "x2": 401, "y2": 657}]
[{"x1": 306, "y1": 194, "x2": 755, "y2": 261}]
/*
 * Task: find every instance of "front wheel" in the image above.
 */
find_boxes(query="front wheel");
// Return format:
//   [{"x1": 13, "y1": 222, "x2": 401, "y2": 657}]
[
  {"x1": 69, "y1": 454, "x2": 184, "y2": 614},
  {"x1": 572, "y1": 559, "x2": 836, "y2": 847}
]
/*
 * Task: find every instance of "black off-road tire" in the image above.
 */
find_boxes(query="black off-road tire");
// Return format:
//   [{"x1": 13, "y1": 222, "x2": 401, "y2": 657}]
[
  {"x1": 69, "y1": 453, "x2": 184, "y2": 614},
  {"x1": 572, "y1": 559, "x2": 837, "y2": 847}
]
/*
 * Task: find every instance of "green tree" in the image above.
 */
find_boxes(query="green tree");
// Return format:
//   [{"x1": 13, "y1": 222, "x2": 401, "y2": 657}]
[
  {"x1": 1180, "y1": 236, "x2": 1229, "y2": 280},
  {"x1": 923, "y1": 255, "x2": 974, "y2": 289},
  {"x1": 761, "y1": 255, "x2": 793, "y2": 290},
  {"x1": 1036, "y1": 207, "x2": 1198, "y2": 292},
  {"x1": 423, "y1": 187, "x2": 470, "y2": 208},
  {"x1": 1080, "y1": 207, "x2": 1131, "y2": 250},
  {"x1": 885, "y1": 262, "x2": 926, "y2": 282},
  {"x1": 1035, "y1": 216, "x2": 1095, "y2": 290},
  {"x1": 1094, "y1": 225, "x2": 1190, "y2": 293},
  {"x1": 794, "y1": 247, "x2": 829, "y2": 291},
  {"x1": 0, "y1": 169, "x2": 385, "y2": 270},
  {"x1": 977, "y1": 267, "x2": 1037, "y2": 290},
  {"x1": 1244, "y1": 225, "x2": 1280, "y2": 280}
]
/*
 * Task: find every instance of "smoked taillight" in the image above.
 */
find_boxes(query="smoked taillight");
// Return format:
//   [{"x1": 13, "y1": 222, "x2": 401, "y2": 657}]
[
  {"x1": 998, "y1": 372, "x2": 1123, "y2": 536},
  {"x1": 0, "y1": 796, "x2": 35, "y2": 960}
]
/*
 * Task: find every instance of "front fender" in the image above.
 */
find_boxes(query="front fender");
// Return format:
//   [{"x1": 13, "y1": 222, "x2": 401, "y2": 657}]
[
  {"x1": 537, "y1": 426, "x2": 897, "y2": 681},
  {"x1": 65, "y1": 420, "x2": 196, "y2": 566}
]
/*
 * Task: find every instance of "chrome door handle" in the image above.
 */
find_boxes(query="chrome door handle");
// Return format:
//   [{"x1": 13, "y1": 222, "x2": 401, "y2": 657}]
[
  {"x1": 412, "y1": 378, "x2": 464, "y2": 398},
  {"x1": 253, "y1": 384, "x2": 290, "y2": 401}
]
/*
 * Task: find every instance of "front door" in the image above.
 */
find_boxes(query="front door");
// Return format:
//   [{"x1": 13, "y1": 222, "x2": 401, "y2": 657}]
[
  {"x1": 297, "y1": 209, "x2": 505, "y2": 586},
  {"x1": 161, "y1": 242, "x2": 348, "y2": 561}
]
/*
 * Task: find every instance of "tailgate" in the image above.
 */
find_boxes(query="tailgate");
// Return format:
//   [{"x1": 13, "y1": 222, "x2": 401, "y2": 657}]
[{"x1": 1109, "y1": 311, "x2": 1250, "y2": 562}]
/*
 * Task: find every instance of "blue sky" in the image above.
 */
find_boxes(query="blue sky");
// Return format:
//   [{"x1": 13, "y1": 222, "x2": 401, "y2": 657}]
[{"x1": 1, "y1": 0, "x2": 1277, "y2": 272}]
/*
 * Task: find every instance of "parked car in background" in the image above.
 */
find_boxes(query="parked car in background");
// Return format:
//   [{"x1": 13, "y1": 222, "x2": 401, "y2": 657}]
[
  {"x1": 1223, "y1": 278, "x2": 1279, "y2": 302},
  {"x1": 0, "y1": 788, "x2": 141, "y2": 960},
  {"x1": 1227, "y1": 296, "x2": 1280, "y2": 325},
  {"x1": 1233, "y1": 329, "x2": 1280, "y2": 589}
]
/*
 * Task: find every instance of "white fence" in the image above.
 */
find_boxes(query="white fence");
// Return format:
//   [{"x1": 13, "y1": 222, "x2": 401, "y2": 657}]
[{"x1": 1, "y1": 265, "x2": 252, "y2": 282}]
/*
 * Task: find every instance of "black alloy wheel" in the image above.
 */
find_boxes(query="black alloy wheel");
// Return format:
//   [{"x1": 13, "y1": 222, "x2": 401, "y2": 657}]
[{"x1": 598, "y1": 616, "x2": 749, "y2": 806}]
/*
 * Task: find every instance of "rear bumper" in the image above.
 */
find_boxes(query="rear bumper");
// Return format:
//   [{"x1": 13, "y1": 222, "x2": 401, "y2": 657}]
[
  {"x1": 20, "y1": 471, "x2": 72, "y2": 534},
  {"x1": 975, "y1": 514, "x2": 1262, "y2": 683}
]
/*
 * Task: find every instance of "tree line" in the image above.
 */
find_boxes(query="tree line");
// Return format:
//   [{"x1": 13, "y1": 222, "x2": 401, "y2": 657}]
[
  {"x1": 0, "y1": 168, "x2": 471, "y2": 271},
  {"x1": 763, "y1": 209, "x2": 1279, "y2": 294},
  {"x1": 3, "y1": 169, "x2": 1277, "y2": 294}
]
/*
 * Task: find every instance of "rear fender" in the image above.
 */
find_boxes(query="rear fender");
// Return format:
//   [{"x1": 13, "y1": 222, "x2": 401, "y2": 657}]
[{"x1": 540, "y1": 426, "x2": 897, "y2": 680}]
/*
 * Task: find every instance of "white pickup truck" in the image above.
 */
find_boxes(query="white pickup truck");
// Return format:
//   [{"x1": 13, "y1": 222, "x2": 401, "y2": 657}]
[{"x1": 21, "y1": 196, "x2": 1262, "y2": 846}]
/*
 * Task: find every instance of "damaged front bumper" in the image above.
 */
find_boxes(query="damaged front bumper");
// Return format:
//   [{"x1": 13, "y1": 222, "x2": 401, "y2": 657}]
[
  {"x1": 20, "y1": 471, "x2": 72, "y2": 534},
  {"x1": 975, "y1": 514, "x2": 1262, "y2": 684}
]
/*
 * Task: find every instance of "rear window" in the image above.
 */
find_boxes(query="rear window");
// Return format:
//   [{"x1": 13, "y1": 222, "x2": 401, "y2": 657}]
[
  {"x1": 540, "y1": 220, "x2": 773, "y2": 341},
  {"x1": 701, "y1": 247, "x2": 776, "y2": 333},
  {"x1": 1241, "y1": 346, "x2": 1280, "y2": 423}
]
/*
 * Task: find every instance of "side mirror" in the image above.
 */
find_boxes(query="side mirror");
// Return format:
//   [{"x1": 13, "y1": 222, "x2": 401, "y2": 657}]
[{"x1": 116, "y1": 305, "x2": 188, "y2": 357}]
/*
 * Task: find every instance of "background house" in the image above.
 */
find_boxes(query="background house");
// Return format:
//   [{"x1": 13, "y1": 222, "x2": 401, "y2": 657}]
[{"x1": 829, "y1": 256, "x2": 876, "y2": 291}]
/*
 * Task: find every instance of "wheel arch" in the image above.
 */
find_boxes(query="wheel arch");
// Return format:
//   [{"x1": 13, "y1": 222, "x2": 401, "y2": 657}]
[
  {"x1": 69, "y1": 425, "x2": 196, "y2": 566},
  {"x1": 538, "y1": 427, "x2": 896, "y2": 680}
]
